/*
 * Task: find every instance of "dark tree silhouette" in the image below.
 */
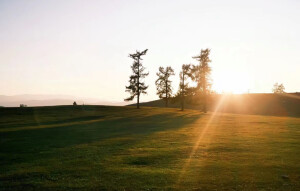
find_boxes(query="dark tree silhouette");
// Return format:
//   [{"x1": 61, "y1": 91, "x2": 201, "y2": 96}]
[
  {"x1": 124, "y1": 49, "x2": 149, "y2": 109},
  {"x1": 178, "y1": 64, "x2": 191, "y2": 111},
  {"x1": 190, "y1": 49, "x2": 212, "y2": 113},
  {"x1": 155, "y1": 66, "x2": 175, "y2": 107},
  {"x1": 272, "y1": 83, "x2": 285, "y2": 94}
]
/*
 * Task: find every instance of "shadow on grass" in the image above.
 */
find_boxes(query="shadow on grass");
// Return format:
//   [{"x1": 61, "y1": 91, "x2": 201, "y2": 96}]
[{"x1": 0, "y1": 107, "x2": 200, "y2": 167}]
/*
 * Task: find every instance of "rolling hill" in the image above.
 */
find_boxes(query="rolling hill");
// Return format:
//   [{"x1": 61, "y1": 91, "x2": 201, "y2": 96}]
[
  {"x1": 134, "y1": 93, "x2": 300, "y2": 117},
  {"x1": 0, "y1": 94, "x2": 126, "y2": 107}
]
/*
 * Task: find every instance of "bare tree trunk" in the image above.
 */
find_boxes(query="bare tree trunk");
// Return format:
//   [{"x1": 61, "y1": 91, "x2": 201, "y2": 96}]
[
  {"x1": 166, "y1": 97, "x2": 168, "y2": 107},
  {"x1": 182, "y1": 95, "x2": 184, "y2": 111},
  {"x1": 165, "y1": 81, "x2": 168, "y2": 107},
  {"x1": 203, "y1": 80, "x2": 207, "y2": 113},
  {"x1": 181, "y1": 93, "x2": 184, "y2": 111},
  {"x1": 137, "y1": 58, "x2": 140, "y2": 109},
  {"x1": 137, "y1": 94, "x2": 140, "y2": 109},
  {"x1": 181, "y1": 72, "x2": 184, "y2": 111}
]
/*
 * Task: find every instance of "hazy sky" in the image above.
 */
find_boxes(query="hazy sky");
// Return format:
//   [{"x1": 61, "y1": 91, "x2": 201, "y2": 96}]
[{"x1": 0, "y1": 0, "x2": 299, "y2": 103}]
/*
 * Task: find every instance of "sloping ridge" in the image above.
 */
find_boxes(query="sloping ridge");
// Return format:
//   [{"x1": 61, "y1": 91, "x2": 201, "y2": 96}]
[{"x1": 132, "y1": 93, "x2": 300, "y2": 117}]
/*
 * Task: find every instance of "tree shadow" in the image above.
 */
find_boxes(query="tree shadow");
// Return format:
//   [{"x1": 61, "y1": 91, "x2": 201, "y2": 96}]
[{"x1": 0, "y1": 107, "x2": 200, "y2": 168}]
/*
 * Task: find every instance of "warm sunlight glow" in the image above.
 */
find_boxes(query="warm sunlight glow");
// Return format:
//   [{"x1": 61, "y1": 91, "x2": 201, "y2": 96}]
[
  {"x1": 177, "y1": 94, "x2": 227, "y2": 186},
  {"x1": 213, "y1": 72, "x2": 251, "y2": 94}
]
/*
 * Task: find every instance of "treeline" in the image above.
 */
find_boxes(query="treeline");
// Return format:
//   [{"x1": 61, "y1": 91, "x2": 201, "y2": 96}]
[{"x1": 124, "y1": 48, "x2": 212, "y2": 112}]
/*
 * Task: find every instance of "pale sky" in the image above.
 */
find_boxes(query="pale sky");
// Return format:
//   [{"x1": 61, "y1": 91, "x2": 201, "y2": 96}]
[{"x1": 0, "y1": 0, "x2": 299, "y2": 103}]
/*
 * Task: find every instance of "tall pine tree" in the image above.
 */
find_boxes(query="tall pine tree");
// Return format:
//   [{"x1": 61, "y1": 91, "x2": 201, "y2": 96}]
[
  {"x1": 190, "y1": 49, "x2": 212, "y2": 113},
  {"x1": 178, "y1": 64, "x2": 191, "y2": 111},
  {"x1": 155, "y1": 66, "x2": 175, "y2": 107},
  {"x1": 124, "y1": 49, "x2": 149, "y2": 109}
]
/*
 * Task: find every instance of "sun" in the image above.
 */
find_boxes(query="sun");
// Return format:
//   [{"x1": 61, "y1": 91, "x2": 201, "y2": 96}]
[{"x1": 213, "y1": 72, "x2": 250, "y2": 94}]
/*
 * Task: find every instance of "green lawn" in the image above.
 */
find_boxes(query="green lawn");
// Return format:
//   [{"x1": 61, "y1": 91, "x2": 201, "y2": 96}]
[{"x1": 0, "y1": 106, "x2": 299, "y2": 190}]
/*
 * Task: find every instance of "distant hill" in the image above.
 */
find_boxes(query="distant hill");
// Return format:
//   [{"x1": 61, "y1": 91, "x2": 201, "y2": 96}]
[
  {"x1": 132, "y1": 93, "x2": 300, "y2": 117},
  {"x1": 0, "y1": 94, "x2": 126, "y2": 107}
]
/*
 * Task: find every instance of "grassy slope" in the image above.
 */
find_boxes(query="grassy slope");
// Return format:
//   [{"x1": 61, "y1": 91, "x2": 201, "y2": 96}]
[
  {"x1": 0, "y1": 106, "x2": 300, "y2": 190},
  {"x1": 136, "y1": 93, "x2": 300, "y2": 117}
]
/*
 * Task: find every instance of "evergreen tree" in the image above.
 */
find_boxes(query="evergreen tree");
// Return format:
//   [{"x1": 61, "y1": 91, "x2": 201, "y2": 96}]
[
  {"x1": 155, "y1": 66, "x2": 175, "y2": 107},
  {"x1": 124, "y1": 49, "x2": 149, "y2": 109},
  {"x1": 178, "y1": 64, "x2": 191, "y2": 111},
  {"x1": 190, "y1": 49, "x2": 212, "y2": 113}
]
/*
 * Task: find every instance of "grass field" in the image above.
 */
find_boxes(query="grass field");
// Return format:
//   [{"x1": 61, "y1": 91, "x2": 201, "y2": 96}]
[{"x1": 0, "y1": 106, "x2": 300, "y2": 190}]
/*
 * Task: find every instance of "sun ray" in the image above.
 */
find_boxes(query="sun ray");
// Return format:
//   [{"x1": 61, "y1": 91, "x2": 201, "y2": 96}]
[
  {"x1": 176, "y1": 94, "x2": 228, "y2": 187},
  {"x1": 278, "y1": 93, "x2": 300, "y2": 100}
]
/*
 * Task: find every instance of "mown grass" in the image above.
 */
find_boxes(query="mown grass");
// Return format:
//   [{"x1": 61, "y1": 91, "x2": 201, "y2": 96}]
[{"x1": 0, "y1": 106, "x2": 299, "y2": 190}]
